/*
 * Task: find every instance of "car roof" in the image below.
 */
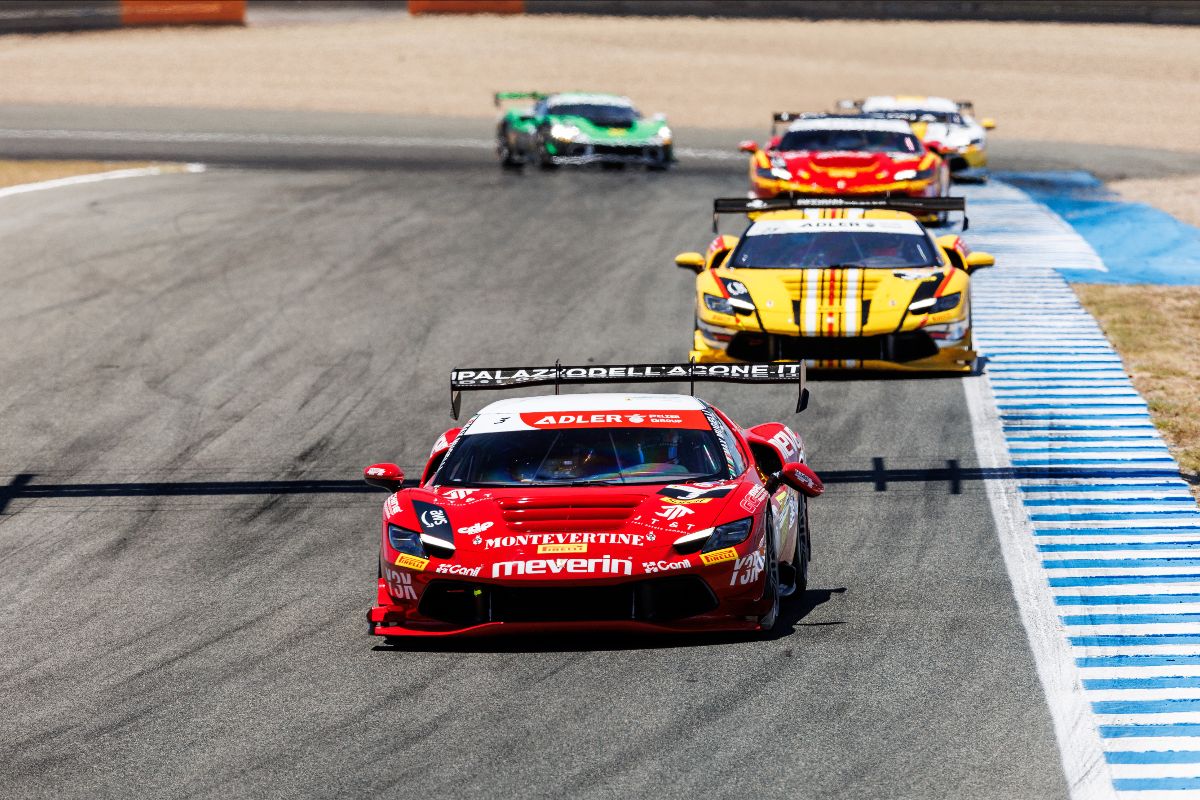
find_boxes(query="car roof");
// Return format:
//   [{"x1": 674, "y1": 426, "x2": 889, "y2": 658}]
[
  {"x1": 476, "y1": 393, "x2": 706, "y2": 414},
  {"x1": 861, "y1": 95, "x2": 958, "y2": 113},
  {"x1": 785, "y1": 116, "x2": 914, "y2": 134},
  {"x1": 548, "y1": 92, "x2": 633, "y2": 107}
]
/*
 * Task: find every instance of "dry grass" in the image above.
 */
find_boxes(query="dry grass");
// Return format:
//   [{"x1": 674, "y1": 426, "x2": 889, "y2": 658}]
[
  {"x1": 0, "y1": 160, "x2": 159, "y2": 188},
  {"x1": 0, "y1": 16, "x2": 1197, "y2": 151},
  {"x1": 1074, "y1": 284, "x2": 1200, "y2": 498},
  {"x1": 1111, "y1": 175, "x2": 1200, "y2": 228}
]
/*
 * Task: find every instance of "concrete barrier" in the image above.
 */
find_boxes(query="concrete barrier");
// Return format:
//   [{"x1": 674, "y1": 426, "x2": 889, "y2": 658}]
[
  {"x1": 0, "y1": 0, "x2": 244, "y2": 32},
  {"x1": 408, "y1": 0, "x2": 1200, "y2": 24}
]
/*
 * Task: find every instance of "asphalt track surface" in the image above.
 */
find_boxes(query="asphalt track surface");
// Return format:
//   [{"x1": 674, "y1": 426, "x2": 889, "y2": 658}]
[{"x1": 0, "y1": 143, "x2": 1071, "y2": 798}]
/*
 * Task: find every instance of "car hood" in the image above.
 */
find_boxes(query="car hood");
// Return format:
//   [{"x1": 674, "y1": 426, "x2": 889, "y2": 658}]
[
  {"x1": 710, "y1": 265, "x2": 966, "y2": 337},
  {"x1": 387, "y1": 480, "x2": 763, "y2": 573}
]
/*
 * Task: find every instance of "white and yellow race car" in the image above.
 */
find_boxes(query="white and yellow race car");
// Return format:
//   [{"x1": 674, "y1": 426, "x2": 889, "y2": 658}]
[{"x1": 838, "y1": 96, "x2": 996, "y2": 182}]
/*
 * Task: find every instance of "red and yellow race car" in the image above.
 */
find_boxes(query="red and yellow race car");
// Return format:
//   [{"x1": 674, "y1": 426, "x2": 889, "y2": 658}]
[
  {"x1": 740, "y1": 113, "x2": 952, "y2": 224},
  {"x1": 364, "y1": 362, "x2": 823, "y2": 639}
]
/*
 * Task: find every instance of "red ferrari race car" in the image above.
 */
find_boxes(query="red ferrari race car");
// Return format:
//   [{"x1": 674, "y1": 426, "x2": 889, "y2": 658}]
[
  {"x1": 740, "y1": 113, "x2": 952, "y2": 224},
  {"x1": 364, "y1": 362, "x2": 824, "y2": 639}
]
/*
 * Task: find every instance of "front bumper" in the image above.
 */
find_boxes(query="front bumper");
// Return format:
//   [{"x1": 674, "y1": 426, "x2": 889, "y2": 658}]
[
  {"x1": 690, "y1": 328, "x2": 975, "y2": 373},
  {"x1": 369, "y1": 571, "x2": 765, "y2": 637},
  {"x1": 547, "y1": 140, "x2": 671, "y2": 166}
]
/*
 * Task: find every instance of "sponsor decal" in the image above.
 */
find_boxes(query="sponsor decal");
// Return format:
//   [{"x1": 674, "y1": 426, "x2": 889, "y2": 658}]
[
  {"x1": 739, "y1": 485, "x2": 769, "y2": 514},
  {"x1": 412, "y1": 500, "x2": 454, "y2": 547},
  {"x1": 451, "y1": 363, "x2": 803, "y2": 389},
  {"x1": 643, "y1": 559, "x2": 691, "y2": 574},
  {"x1": 491, "y1": 556, "x2": 633, "y2": 578},
  {"x1": 658, "y1": 483, "x2": 735, "y2": 501},
  {"x1": 442, "y1": 488, "x2": 478, "y2": 501},
  {"x1": 656, "y1": 505, "x2": 695, "y2": 521},
  {"x1": 661, "y1": 497, "x2": 712, "y2": 506},
  {"x1": 430, "y1": 433, "x2": 450, "y2": 456},
  {"x1": 457, "y1": 521, "x2": 494, "y2": 536},
  {"x1": 384, "y1": 495, "x2": 401, "y2": 516},
  {"x1": 538, "y1": 543, "x2": 587, "y2": 554},
  {"x1": 434, "y1": 563, "x2": 482, "y2": 577},
  {"x1": 420, "y1": 508, "x2": 447, "y2": 528},
  {"x1": 730, "y1": 552, "x2": 765, "y2": 586},
  {"x1": 394, "y1": 553, "x2": 429, "y2": 571},
  {"x1": 519, "y1": 411, "x2": 708, "y2": 430},
  {"x1": 700, "y1": 547, "x2": 737, "y2": 566},
  {"x1": 483, "y1": 532, "x2": 646, "y2": 550},
  {"x1": 383, "y1": 566, "x2": 417, "y2": 600},
  {"x1": 367, "y1": 466, "x2": 388, "y2": 477},
  {"x1": 769, "y1": 430, "x2": 799, "y2": 461}
]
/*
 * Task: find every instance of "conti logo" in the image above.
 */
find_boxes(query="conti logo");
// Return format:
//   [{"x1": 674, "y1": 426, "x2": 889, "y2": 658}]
[
  {"x1": 699, "y1": 547, "x2": 737, "y2": 566},
  {"x1": 492, "y1": 556, "x2": 633, "y2": 578}
]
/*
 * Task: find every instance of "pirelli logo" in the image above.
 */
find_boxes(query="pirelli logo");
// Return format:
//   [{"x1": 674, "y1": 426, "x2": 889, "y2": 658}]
[
  {"x1": 537, "y1": 543, "x2": 588, "y2": 554},
  {"x1": 394, "y1": 553, "x2": 429, "y2": 571},
  {"x1": 700, "y1": 547, "x2": 738, "y2": 566}
]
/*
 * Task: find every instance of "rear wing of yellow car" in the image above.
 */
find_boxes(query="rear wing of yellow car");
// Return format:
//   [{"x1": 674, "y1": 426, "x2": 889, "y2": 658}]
[
  {"x1": 711, "y1": 195, "x2": 968, "y2": 232},
  {"x1": 449, "y1": 361, "x2": 808, "y2": 419}
]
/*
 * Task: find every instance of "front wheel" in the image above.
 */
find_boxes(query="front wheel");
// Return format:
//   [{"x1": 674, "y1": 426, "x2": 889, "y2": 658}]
[
  {"x1": 758, "y1": 514, "x2": 781, "y2": 633},
  {"x1": 497, "y1": 125, "x2": 521, "y2": 168}
]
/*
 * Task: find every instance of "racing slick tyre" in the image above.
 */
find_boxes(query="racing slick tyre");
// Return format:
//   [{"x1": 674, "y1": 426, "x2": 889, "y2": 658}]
[
  {"x1": 646, "y1": 146, "x2": 673, "y2": 171},
  {"x1": 780, "y1": 496, "x2": 810, "y2": 598},
  {"x1": 758, "y1": 511, "x2": 781, "y2": 633},
  {"x1": 497, "y1": 124, "x2": 521, "y2": 169}
]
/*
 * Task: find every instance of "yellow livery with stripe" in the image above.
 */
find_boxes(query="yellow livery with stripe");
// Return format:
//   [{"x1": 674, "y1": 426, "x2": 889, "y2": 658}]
[{"x1": 675, "y1": 197, "x2": 996, "y2": 373}]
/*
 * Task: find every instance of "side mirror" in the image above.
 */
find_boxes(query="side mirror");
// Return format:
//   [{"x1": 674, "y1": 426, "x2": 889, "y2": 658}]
[
  {"x1": 738, "y1": 140, "x2": 759, "y2": 154},
  {"x1": 981, "y1": 118, "x2": 996, "y2": 130},
  {"x1": 965, "y1": 251, "x2": 995, "y2": 271},
  {"x1": 674, "y1": 252, "x2": 705, "y2": 273},
  {"x1": 778, "y1": 462, "x2": 823, "y2": 498},
  {"x1": 364, "y1": 463, "x2": 404, "y2": 492}
]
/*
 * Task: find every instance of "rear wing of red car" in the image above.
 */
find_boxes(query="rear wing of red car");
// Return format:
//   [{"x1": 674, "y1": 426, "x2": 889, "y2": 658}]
[
  {"x1": 711, "y1": 195, "x2": 968, "y2": 232},
  {"x1": 493, "y1": 91, "x2": 549, "y2": 107},
  {"x1": 450, "y1": 361, "x2": 807, "y2": 419},
  {"x1": 770, "y1": 111, "x2": 861, "y2": 138}
]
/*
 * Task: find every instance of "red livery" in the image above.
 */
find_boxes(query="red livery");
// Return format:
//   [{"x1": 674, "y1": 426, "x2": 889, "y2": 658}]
[{"x1": 365, "y1": 363, "x2": 823, "y2": 639}]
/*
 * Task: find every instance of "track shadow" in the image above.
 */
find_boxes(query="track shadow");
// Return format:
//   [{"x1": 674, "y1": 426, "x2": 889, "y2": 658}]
[
  {"x1": 368, "y1": 586, "x2": 846, "y2": 654},
  {"x1": 2, "y1": 460, "x2": 1189, "y2": 513}
]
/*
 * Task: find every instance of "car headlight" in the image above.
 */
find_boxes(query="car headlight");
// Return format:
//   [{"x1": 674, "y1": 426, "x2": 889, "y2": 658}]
[
  {"x1": 672, "y1": 517, "x2": 755, "y2": 554},
  {"x1": 704, "y1": 293, "x2": 735, "y2": 315},
  {"x1": 909, "y1": 292, "x2": 961, "y2": 314},
  {"x1": 702, "y1": 518, "x2": 754, "y2": 553},
  {"x1": 894, "y1": 167, "x2": 935, "y2": 182},
  {"x1": 656, "y1": 125, "x2": 672, "y2": 144},
  {"x1": 550, "y1": 123, "x2": 581, "y2": 142},
  {"x1": 387, "y1": 523, "x2": 426, "y2": 558}
]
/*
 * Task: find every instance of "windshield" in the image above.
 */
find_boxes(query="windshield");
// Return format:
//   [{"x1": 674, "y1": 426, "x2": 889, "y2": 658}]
[
  {"x1": 548, "y1": 103, "x2": 640, "y2": 128},
  {"x1": 778, "y1": 128, "x2": 921, "y2": 153},
  {"x1": 433, "y1": 427, "x2": 729, "y2": 487},
  {"x1": 731, "y1": 219, "x2": 940, "y2": 269}
]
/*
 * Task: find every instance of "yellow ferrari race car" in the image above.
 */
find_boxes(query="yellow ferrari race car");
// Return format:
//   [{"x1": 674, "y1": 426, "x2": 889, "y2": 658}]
[{"x1": 674, "y1": 197, "x2": 995, "y2": 373}]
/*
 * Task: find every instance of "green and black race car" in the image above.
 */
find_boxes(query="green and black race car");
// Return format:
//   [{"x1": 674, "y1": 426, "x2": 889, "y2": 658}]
[{"x1": 494, "y1": 91, "x2": 673, "y2": 170}]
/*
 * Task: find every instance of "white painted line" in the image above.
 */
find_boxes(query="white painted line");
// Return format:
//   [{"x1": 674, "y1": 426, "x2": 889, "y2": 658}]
[
  {"x1": 965, "y1": 373, "x2": 1116, "y2": 799},
  {"x1": 0, "y1": 163, "x2": 205, "y2": 202}
]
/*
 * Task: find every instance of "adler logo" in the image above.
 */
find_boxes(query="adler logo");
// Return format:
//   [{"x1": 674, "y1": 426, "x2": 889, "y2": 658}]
[
  {"x1": 492, "y1": 556, "x2": 633, "y2": 578},
  {"x1": 533, "y1": 414, "x2": 627, "y2": 425}
]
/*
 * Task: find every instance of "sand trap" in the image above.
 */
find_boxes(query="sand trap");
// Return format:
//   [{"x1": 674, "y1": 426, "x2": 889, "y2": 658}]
[{"x1": 0, "y1": 14, "x2": 1197, "y2": 154}]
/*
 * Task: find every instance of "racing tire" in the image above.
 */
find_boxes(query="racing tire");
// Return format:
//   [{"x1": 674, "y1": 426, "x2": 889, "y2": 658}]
[
  {"x1": 497, "y1": 124, "x2": 521, "y2": 169},
  {"x1": 536, "y1": 135, "x2": 558, "y2": 170},
  {"x1": 758, "y1": 513, "x2": 781, "y2": 633},
  {"x1": 934, "y1": 168, "x2": 953, "y2": 226},
  {"x1": 646, "y1": 146, "x2": 673, "y2": 171}
]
